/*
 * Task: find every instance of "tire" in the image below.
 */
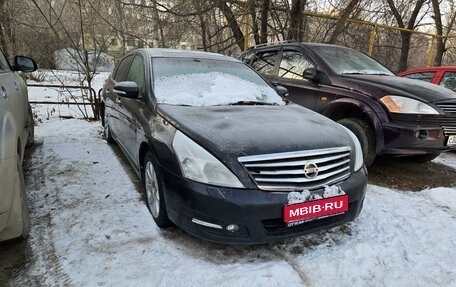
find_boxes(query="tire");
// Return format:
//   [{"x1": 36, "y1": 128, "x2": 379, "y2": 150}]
[
  {"x1": 338, "y1": 118, "x2": 376, "y2": 167},
  {"x1": 26, "y1": 105, "x2": 34, "y2": 148},
  {"x1": 18, "y1": 156, "x2": 30, "y2": 239},
  {"x1": 103, "y1": 110, "x2": 115, "y2": 144},
  {"x1": 406, "y1": 152, "x2": 441, "y2": 163},
  {"x1": 1, "y1": 154, "x2": 29, "y2": 241},
  {"x1": 142, "y1": 152, "x2": 172, "y2": 228}
]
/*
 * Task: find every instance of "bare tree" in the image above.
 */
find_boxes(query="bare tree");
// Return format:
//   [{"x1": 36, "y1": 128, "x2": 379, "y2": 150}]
[
  {"x1": 259, "y1": 0, "x2": 270, "y2": 43},
  {"x1": 216, "y1": 1, "x2": 245, "y2": 51},
  {"x1": 0, "y1": 0, "x2": 14, "y2": 60},
  {"x1": 386, "y1": 0, "x2": 427, "y2": 72},
  {"x1": 432, "y1": 0, "x2": 445, "y2": 65},
  {"x1": 246, "y1": 0, "x2": 260, "y2": 44},
  {"x1": 327, "y1": 0, "x2": 362, "y2": 44},
  {"x1": 431, "y1": 0, "x2": 456, "y2": 65},
  {"x1": 287, "y1": 0, "x2": 306, "y2": 41},
  {"x1": 28, "y1": 0, "x2": 117, "y2": 119}
]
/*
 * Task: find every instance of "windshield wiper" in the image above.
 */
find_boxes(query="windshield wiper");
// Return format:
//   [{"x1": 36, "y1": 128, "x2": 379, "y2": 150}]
[
  {"x1": 369, "y1": 73, "x2": 391, "y2": 76},
  {"x1": 342, "y1": 72, "x2": 391, "y2": 76},
  {"x1": 229, "y1": 101, "x2": 275, "y2": 106}
]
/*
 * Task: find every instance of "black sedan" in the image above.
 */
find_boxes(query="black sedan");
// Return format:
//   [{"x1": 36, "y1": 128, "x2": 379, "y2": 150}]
[{"x1": 101, "y1": 48, "x2": 367, "y2": 244}]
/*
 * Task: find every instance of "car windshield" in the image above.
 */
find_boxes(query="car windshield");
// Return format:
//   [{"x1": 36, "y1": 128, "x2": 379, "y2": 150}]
[
  {"x1": 152, "y1": 57, "x2": 284, "y2": 106},
  {"x1": 316, "y1": 46, "x2": 394, "y2": 76}
]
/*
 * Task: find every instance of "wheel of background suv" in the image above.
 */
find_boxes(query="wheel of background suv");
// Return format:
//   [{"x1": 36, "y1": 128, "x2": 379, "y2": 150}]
[
  {"x1": 338, "y1": 118, "x2": 376, "y2": 167},
  {"x1": 103, "y1": 109, "x2": 114, "y2": 144},
  {"x1": 26, "y1": 105, "x2": 34, "y2": 147},
  {"x1": 142, "y1": 151, "x2": 172, "y2": 228},
  {"x1": 406, "y1": 152, "x2": 441, "y2": 163}
]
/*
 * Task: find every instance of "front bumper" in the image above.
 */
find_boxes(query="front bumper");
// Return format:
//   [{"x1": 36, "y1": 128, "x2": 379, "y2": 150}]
[
  {"x1": 381, "y1": 114, "x2": 456, "y2": 155},
  {"x1": 161, "y1": 166, "x2": 367, "y2": 245}
]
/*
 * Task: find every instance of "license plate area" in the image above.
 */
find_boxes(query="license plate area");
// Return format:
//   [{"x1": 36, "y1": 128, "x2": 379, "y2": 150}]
[
  {"x1": 284, "y1": 195, "x2": 349, "y2": 227},
  {"x1": 447, "y1": 135, "x2": 456, "y2": 146}
]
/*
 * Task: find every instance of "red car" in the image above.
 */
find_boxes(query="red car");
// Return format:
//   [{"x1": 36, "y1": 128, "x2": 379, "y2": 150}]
[{"x1": 399, "y1": 66, "x2": 456, "y2": 91}]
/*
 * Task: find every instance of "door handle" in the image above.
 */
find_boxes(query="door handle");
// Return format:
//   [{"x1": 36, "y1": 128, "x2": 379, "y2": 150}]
[{"x1": 1, "y1": 87, "x2": 7, "y2": 100}]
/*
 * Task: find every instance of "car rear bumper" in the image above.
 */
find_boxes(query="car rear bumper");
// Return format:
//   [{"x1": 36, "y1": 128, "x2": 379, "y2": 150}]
[
  {"x1": 381, "y1": 119, "x2": 456, "y2": 155},
  {"x1": 160, "y1": 166, "x2": 367, "y2": 245}
]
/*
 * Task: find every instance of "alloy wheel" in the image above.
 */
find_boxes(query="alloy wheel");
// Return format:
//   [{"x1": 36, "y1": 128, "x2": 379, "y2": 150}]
[{"x1": 145, "y1": 161, "x2": 160, "y2": 218}]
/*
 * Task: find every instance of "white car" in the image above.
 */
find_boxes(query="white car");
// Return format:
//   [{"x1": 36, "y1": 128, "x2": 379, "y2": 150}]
[{"x1": 0, "y1": 50, "x2": 37, "y2": 242}]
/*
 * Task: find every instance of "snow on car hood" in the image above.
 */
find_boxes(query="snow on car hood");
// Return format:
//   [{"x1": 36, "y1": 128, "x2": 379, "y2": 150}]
[
  {"x1": 154, "y1": 72, "x2": 283, "y2": 106},
  {"x1": 340, "y1": 74, "x2": 456, "y2": 103},
  {"x1": 158, "y1": 104, "x2": 354, "y2": 175}
]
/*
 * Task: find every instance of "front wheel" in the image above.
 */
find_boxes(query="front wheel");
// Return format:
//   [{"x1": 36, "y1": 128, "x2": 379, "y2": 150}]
[
  {"x1": 338, "y1": 118, "x2": 376, "y2": 167},
  {"x1": 103, "y1": 109, "x2": 114, "y2": 144},
  {"x1": 142, "y1": 152, "x2": 172, "y2": 228}
]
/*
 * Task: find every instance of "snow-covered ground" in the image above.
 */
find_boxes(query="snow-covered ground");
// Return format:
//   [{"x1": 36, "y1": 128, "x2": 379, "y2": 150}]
[
  {"x1": 13, "y1": 117, "x2": 456, "y2": 287},
  {"x1": 7, "y1": 70, "x2": 456, "y2": 286}
]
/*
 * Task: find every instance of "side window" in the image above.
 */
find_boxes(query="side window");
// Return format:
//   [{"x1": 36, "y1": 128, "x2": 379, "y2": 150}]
[
  {"x1": 113, "y1": 55, "x2": 134, "y2": 82},
  {"x1": 0, "y1": 51, "x2": 10, "y2": 72},
  {"x1": 440, "y1": 72, "x2": 456, "y2": 91},
  {"x1": 127, "y1": 55, "x2": 145, "y2": 90},
  {"x1": 278, "y1": 50, "x2": 314, "y2": 80},
  {"x1": 251, "y1": 52, "x2": 279, "y2": 75},
  {"x1": 403, "y1": 72, "x2": 435, "y2": 83}
]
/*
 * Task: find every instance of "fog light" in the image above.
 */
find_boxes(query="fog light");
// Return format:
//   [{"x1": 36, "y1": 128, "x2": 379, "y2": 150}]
[
  {"x1": 226, "y1": 224, "x2": 239, "y2": 233},
  {"x1": 419, "y1": 130, "x2": 428, "y2": 139}
]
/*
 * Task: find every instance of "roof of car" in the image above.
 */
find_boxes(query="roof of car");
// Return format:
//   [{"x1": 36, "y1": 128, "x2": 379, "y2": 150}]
[
  {"x1": 134, "y1": 48, "x2": 240, "y2": 62},
  {"x1": 248, "y1": 41, "x2": 350, "y2": 50},
  {"x1": 399, "y1": 66, "x2": 456, "y2": 75}
]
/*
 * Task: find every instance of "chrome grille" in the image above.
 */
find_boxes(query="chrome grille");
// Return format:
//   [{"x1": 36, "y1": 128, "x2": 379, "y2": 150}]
[
  {"x1": 443, "y1": 126, "x2": 456, "y2": 136},
  {"x1": 390, "y1": 113, "x2": 456, "y2": 136},
  {"x1": 238, "y1": 147, "x2": 351, "y2": 191},
  {"x1": 437, "y1": 102, "x2": 456, "y2": 114}
]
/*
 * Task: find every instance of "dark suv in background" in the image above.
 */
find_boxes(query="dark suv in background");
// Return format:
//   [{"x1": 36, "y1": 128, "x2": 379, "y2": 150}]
[{"x1": 240, "y1": 42, "x2": 456, "y2": 166}]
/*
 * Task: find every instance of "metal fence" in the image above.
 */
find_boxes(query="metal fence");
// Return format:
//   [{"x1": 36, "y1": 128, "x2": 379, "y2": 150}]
[{"x1": 27, "y1": 84, "x2": 102, "y2": 120}]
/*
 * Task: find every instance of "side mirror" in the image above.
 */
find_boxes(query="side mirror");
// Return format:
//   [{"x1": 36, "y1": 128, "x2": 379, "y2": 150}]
[
  {"x1": 275, "y1": 85, "x2": 289, "y2": 97},
  {"x1": 114, "y1": 81, "x2": 139, "y2": 98},
  {"x1": 303, "y1": 67, "x2": 319, "y2": 82},
  {"x1": 14, "y1": 56, "x2": 37, "y2": 73}
]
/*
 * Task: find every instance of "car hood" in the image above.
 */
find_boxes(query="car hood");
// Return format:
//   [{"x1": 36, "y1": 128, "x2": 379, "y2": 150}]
[
  {"x1": 338, "y1": 74, "x2": 456, "y2": 103},
  {"x1": 158, "y1": 104, "x2": 354, "y2": 183}
]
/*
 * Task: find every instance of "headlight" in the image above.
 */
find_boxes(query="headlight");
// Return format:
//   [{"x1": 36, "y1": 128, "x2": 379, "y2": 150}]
[
  {"x1": 341, "y1": 127, "x2": 364, "y2": 171},
  {"x1": 380, "y1": 95, "x2": 438, "y2": 114},
  {"x1": 172, "y1": 131, "x2": 244, "y2": 188}
]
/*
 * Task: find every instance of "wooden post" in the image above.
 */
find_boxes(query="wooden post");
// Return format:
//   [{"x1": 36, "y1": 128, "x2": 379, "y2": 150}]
[
  {"x1": 243, "y1": 11, "x2": 250, "y2": 51},
  {"x1": 367, "y1": 24, "x2": 377, "y2": 56},
  {"x1": 427, "y1": 36, "x2": 436, "y2": 67}
]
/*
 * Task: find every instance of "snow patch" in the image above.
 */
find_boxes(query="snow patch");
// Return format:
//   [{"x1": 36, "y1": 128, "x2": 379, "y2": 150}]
[
  {"x1": 287, "y1": 185, "x2": 346, "y2": 204},
  {"x1": 433, "y1": 152, "x2": 456, "y2": 170}
]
